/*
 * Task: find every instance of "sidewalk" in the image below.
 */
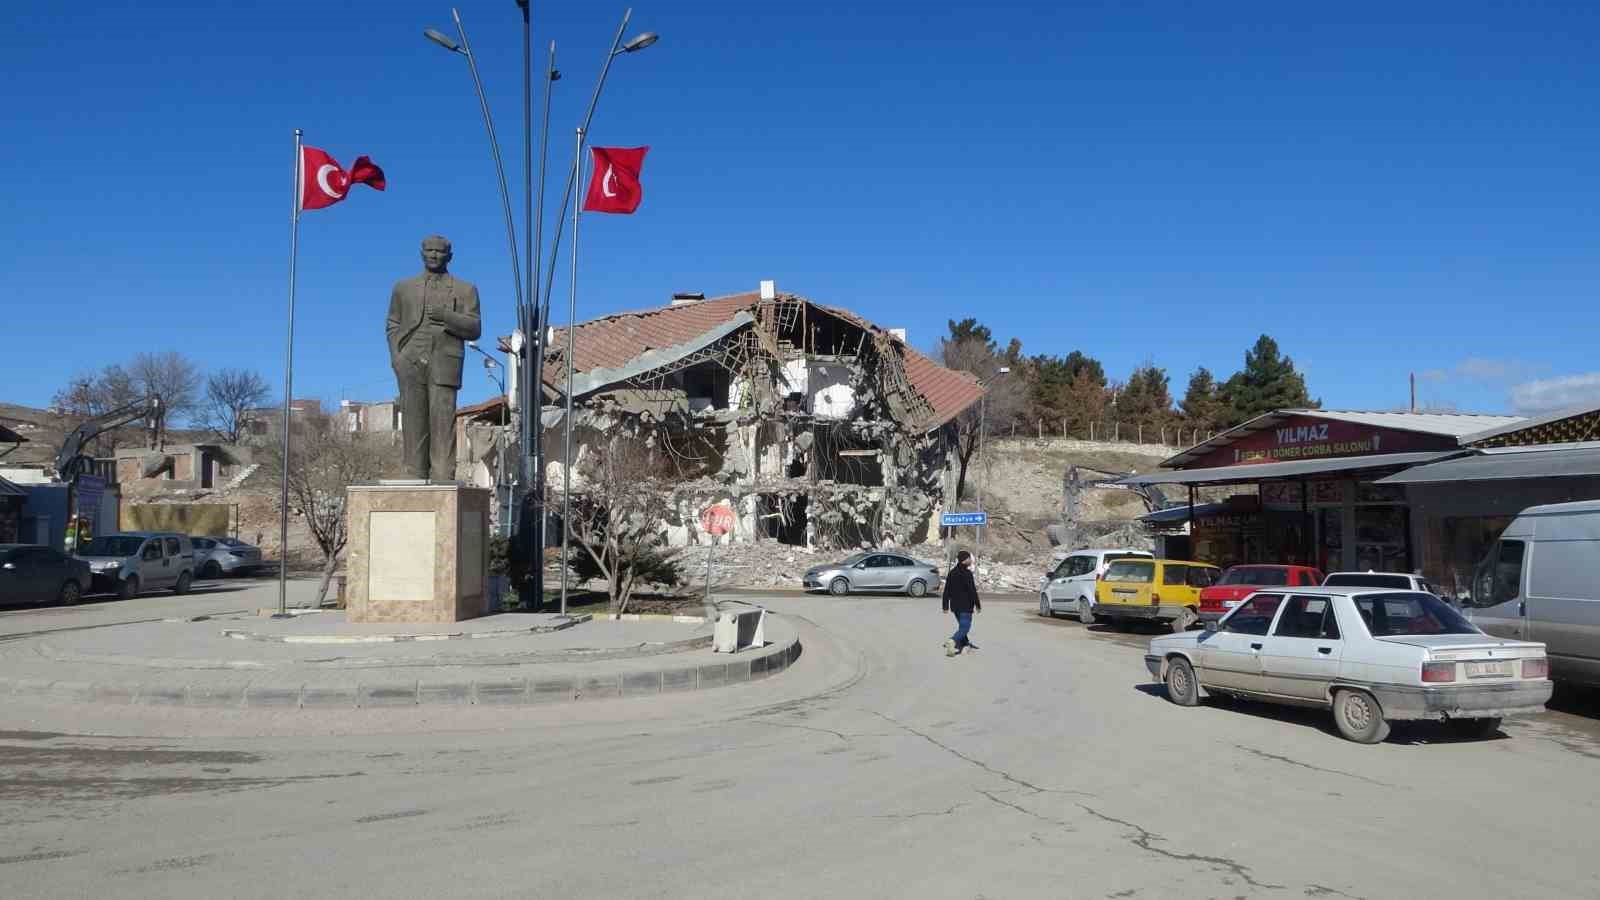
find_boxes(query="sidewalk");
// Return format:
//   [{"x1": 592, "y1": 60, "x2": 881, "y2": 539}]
[{"x1": 0, "y1": 603, "x2": 799, "y2": 712}]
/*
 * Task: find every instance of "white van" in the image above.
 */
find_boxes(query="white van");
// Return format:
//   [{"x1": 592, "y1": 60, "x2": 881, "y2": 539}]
[
  {"x1": 1466, "y1": 499, "x2": 1600, "y2": 688},
  {"x1": 1039, "y1": 548, "x2": 1154, "y2": 624}
]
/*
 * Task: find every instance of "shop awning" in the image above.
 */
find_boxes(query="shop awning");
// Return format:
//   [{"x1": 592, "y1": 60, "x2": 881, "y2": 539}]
[
  {"x1": 1114, "y1": 451, "x2": 1462, "y2": 487},
  {"x1": 0, "y1": 475, "x2": 26, "y2": 498},
  {"x1": 1139, "y1": 502, "x2": 1231, "y2": 524},
  {"x1": 1375, "y1": 443, "x2": 1600, "y2": 485}
]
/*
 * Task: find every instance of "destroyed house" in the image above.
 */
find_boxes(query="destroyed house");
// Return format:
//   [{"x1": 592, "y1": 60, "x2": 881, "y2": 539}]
[{"x1": 535, "y1": 289, "x2": 984, "y2": 549}]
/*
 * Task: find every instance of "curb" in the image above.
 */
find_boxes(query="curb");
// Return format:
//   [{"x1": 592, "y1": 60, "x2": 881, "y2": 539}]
[
  {"x1": 0, "y1": 636, "x2": 802, "y2": 713},
  {"x1": 221, "y1": 614, "x2": 593, "y2": 644}
]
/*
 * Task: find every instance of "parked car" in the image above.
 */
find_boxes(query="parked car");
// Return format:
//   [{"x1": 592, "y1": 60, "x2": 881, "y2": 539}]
[
  {"x1": 191, "y1": 536, "x2": 263, "y2": 577},
  {"x1": 1323, "y1": 571, "x2": 1439, "y2": 594},
  {"x1": 1093, "y1": 558, "x2": 1221, "y2": 631},
  {"x1": 1146, "y1": 587, "x2": 1553, "y2": 743},
  {"x1": 78, "y1": 532, "x2": 198, "y2": 599},
  {"x1": 1199, "y1": 564, "x2": 1325, "y2": 623},
  {"x1": 0, "y1": 544, "x2": 92, "y2": 606},
  {"x1": 1464, "y1": 499, "x2": 1600, "y2": 688},
  {"x1": 802, "y1": 552, "x2": 941, "y2": 597},
  {"x1": 1038, "y1": 548, "x2": 1154, "y2": 623}
]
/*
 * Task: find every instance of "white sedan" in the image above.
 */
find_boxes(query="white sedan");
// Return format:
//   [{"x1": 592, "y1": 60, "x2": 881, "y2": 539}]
[{"x1": 1144, "y1": 587, "x2": 1553, "y2": 743}]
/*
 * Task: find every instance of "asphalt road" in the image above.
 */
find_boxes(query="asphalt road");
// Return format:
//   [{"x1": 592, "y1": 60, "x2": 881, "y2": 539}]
[{"x1": 2, "y1": 586, "x2": 1598, "y2": 899}]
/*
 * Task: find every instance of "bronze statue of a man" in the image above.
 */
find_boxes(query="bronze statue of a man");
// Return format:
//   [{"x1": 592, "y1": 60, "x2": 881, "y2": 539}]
[{"x1": 386, "y1": 235, "x2": 482, "y2": 481}]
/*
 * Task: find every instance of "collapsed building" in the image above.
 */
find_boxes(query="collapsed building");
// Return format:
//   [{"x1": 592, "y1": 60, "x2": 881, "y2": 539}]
[{"x1": 455, "y1": 286, "x2": 984, "y2": 550}]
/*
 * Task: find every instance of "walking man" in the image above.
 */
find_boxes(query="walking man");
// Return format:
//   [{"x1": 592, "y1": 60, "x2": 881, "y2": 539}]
[{"x1": 942, "y1": 550, "x2": 981, "y2": 656}]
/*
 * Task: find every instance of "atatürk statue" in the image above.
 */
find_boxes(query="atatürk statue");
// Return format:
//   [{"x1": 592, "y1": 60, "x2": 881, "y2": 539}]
[{"x1": 386, "y1": 235, "x2": 482, "y2": 481}]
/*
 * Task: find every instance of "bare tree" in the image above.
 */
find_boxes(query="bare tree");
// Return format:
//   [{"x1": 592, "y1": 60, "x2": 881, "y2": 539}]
[
  {"x1": 563, "y1": 436, "x2": 683, "y2": 615},
  {"x1": 50, "y1": 364, "x2": 144, "y2": 454},
  {"x1": 261, "y1": 412, "x2": 398, "y2": 606},
  {"x1": 939, "y1": 336, "x2": 1029, "y2": 500},
  {"x1": 128, "y1": 351, "x2": 202, "y2": 448},
  {"x1": 203, "y1": 368, "x2": 271, "y2": 444}
]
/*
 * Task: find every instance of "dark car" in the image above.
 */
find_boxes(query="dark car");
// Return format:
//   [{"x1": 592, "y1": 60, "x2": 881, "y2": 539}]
[{"x1": 0, "y1": 544, "x2": 93, "y2": 606}]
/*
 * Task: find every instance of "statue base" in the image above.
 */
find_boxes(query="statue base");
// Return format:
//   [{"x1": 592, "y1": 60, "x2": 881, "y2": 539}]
[{"x1": 345, "y1": 482, "x2": 492, "y2": 624}]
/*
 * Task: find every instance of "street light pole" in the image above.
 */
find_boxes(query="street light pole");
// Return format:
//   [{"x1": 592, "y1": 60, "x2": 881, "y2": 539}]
[
  {"x1": 559, "y1": 127, "x2": 584, "y2": 616},
  {"x1": 974, "y1": 366, "x2": 1009, "y2": 587},
  {"x1": 521, "y1": 39, "x2": 560, "y2": 611}
]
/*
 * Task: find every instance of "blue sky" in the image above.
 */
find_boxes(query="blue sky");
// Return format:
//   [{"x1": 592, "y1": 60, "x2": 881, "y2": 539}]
[{"x1": 6, "y1": 1, "x2": 1599, "y2": 419}]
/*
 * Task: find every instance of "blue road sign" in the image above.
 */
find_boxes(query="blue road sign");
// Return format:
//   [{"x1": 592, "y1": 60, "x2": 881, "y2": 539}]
[{"x1": 940, "y1": 512, "x2": 988, "y2": 527}]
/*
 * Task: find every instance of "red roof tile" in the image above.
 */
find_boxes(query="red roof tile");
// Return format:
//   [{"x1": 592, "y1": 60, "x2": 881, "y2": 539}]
[{"x1": 542, "y1": 292, "x2": 984, "y2": 431}]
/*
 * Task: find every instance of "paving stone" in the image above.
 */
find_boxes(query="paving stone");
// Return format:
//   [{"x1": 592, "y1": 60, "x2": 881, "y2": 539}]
[
  {"x1": 417, "y1": 681, "x2": 472, "y2": 705},
  {"x1": 622, "y1": 671, "x2": 662, "y2": 697},
  {"x1": 662, "y1": 667, "x2": 696, "y2": 693},
  {"x1": 697, "y1": 663, "x2": 727, "y2": 688},
  {"x1": 576, "y1": 675, "x2": 621, "y2": 701},
  {"x1": 301, "y1": 686, "x2": 358, "y2": 709},
  {"x1": 725, "y1": 660, "x2": 751, "y2": 684},
  {"x1": 530, "y1": 679, "x2": 576, "y2": 703},
  {"x1": 473, "y1": 680, "x2": 528, "y2": 704},
  {"x1": 359, "y1": 683, "x2": 419, "y2": 707},
  {"x1": 246, "y1": 686, "x2": 303, "y2": 709}
]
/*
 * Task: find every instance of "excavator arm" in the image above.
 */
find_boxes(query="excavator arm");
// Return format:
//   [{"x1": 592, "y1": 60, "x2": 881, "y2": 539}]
[{"x1": 54, "y1": 396, "x2": 160, "y2": 482}]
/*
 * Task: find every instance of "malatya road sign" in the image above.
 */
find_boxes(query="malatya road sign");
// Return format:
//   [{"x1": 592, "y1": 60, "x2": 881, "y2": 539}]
[{"x1": 941, "y1": 512, "x2": 988, "y2": 527}]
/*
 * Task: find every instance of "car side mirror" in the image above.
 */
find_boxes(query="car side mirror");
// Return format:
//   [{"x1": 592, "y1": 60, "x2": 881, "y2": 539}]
[
  {"x1": 1203, "y1": 620, "x2": 1218, "y2": 633},
  {"x1": 854, "y1": 563, "x2": 867, "y2": 569}
]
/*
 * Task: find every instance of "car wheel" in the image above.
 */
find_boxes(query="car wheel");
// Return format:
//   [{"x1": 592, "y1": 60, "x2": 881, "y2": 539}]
[
  {"x1": 118, "y1": 576, "x2": 140, "y2": 600},
  {"x1": 174, "y1": 571, "x2": 193, "y2": 595},
  {"x1": 201, "y1": 561, "x2": 222, "y2": 579},
  {"x1": 1077, "y1": 598, "x2": 1096, "y2": 625},
  {"x1": 58, "y1": 580, "x2": 82, "y2": 606},
  {"x1": 1164, "y1": 656, "x2": 1200, "y2": 707},
  {"x1": 1038, "y1": 594, "x2": 1051, "y2": 617},
  {"x1": 907, "y1": 579, "x2": 928, "y2": 598},
  {"x1": 1447, "y1": 717, "x2": 1502, "y2": 739},
  {"x1": 1332, "y1": 689, "x2": 1391, "y2": 744},
  {"x1": 828, "y1": 577, "x2": 850, "y2": 597},
  {"x1": 1171, "y1": 606, "x2": 1198, "y2": 633}
]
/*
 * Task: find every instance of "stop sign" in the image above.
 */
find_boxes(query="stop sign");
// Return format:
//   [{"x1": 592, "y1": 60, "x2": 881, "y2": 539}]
[{"x1": 700, "y1": 503, "x2": 736, "y2": 536}]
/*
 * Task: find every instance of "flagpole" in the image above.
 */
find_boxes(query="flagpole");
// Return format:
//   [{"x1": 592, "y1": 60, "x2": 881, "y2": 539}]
[
  {"x1": 276, "y1": 128, "x2": 302, "y2": 619},
  {"x1": 559, "y1": 127, "x2": 582, "y2": 617}
]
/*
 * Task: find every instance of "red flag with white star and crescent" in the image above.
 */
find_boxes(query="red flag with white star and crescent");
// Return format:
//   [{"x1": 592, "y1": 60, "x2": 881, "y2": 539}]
[
  {"x1": 299, "y1": 147, "x2": 386, "y2": 212},
  {"x1": 583, "y1": 146, "x2": 649, "y2": 214}
]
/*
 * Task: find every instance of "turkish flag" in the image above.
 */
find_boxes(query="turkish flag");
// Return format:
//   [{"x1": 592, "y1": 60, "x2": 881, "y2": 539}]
[
  {"x1": 300, "y1": 146, "x2": 386, "y2": 212},
  {"x1": 583, "y1": 146, "x2": 649, "y2": 214}
]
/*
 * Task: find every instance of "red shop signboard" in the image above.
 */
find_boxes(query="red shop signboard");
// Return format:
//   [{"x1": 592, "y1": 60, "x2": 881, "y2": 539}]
[{"x1": 1186, "y1": 415, "x2": 1457, "y2": 469}]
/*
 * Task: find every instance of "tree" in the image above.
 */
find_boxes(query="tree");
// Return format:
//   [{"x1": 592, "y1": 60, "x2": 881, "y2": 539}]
[
  {"x1": 563, "y1": 436, "x2": 684, "y2": 615},
  {"x1": 128, "y1": 351, "x2": 202, "y2": 448},
  {"x1": 1179, "y1": 367, "x2": 1228, "y2": 436},
  {"x1": 50, "y1": 364, "x2": 145, "y2": 454},
  {"x1": 203, "y1": 368, "x2": 271, "y2": 444},
  {"x1": 939, "y1": 329, "x2": 1029, "y2": 500},
  {"x1": 1030, "y1": 350, "x2": 1107, "y2": 435},
  {"x1": 1118, "y1": 363, "x2": 1177, "y2": 437},
  {"x1": 261, "y1": 413, "x2": 398, "y2": 606},
  {"x1": 1219, "y1": 335, "x2": 1317, "y2": 426}
]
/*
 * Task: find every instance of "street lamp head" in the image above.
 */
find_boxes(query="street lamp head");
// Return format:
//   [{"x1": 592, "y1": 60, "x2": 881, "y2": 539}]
[
  {"x1": 619, "y1": 31, "x2": 659, "y2": 54},
  {"x1": 424, "y1": 28, "x2": 462, "y2": 53}
]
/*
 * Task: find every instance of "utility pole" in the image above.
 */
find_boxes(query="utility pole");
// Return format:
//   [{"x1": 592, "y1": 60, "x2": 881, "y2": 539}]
[{"x1": 1409, "y1": 372, "x2": 1416, "y2": 412}]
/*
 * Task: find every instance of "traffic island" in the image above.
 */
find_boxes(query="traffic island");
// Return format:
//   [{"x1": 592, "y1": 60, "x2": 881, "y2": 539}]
[{"x1": 0, "y1": 608, "x2": 800, "y2": 711}]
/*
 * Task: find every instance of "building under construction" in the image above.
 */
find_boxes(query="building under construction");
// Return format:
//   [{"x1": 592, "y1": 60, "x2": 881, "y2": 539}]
[{"x1": 456, "y1": 285, "x2": 985, "y2": 550}]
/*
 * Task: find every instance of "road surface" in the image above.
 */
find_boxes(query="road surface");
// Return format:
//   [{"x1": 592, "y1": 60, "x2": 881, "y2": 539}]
[{"x1": 2, "y1": 585, "x2": 1597, "y2": 898}]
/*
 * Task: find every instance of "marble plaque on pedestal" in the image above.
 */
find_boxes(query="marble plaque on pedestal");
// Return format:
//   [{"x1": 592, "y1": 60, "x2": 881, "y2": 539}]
[{"x1": 345, "y1": 482, "x2": 492, "y2": 624}]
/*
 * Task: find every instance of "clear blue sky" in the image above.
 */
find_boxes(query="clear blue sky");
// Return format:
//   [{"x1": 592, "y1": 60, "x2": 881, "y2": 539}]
[{"x1": 7, "y1": 1, "x2": 1599, "y2": 419}]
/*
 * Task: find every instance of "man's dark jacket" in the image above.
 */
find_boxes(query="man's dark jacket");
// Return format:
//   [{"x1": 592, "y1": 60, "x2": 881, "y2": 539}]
[{"x1": 941, "y1": 564, "x2": 981, "y2": 615}]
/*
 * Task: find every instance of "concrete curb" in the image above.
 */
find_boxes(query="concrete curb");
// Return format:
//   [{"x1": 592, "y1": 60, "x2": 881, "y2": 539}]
[
  {"x1": 0, "y1": 636, "x2": 802, "y2": 713},
  {"x1": 221, "y1": 613, "x2": 593, "y2": 644}
]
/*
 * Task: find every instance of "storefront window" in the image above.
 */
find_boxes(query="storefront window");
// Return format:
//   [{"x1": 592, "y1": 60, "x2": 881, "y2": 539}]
[
  {"x1": 1422, "y1": 515, "x2": 1514, "y2": 604},
  {"x1": 1353, "y1": 506, "x2": 1409, "y2": 573}
]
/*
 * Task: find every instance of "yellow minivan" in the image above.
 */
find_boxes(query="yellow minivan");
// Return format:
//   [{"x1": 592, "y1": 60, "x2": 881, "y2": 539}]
[{"x1": 1093, "y1": 558, "x2": 1221, "y2": 631}]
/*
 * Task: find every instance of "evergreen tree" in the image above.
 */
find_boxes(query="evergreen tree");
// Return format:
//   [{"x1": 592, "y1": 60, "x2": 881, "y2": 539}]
[
  {"x1": 1179, "y1": 367, "x2": 1228, "y2": 434},
  {"x1": 1118, "y1": 363, "x2": 1176, "y2": 435},
  {"x1": 1220, "y1": 335, "x2": 1317, "y2": 426}
]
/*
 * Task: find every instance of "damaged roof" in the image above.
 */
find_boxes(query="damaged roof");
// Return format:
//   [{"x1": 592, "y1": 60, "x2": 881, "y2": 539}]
[{"x1": 540, "y1": 291, "x2": 984, "y2": 431}]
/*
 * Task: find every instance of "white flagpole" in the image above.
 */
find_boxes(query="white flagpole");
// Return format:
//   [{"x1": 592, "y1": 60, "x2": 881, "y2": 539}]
[
  {"x1": 276, "y1": 129, "x2": 303, "y2": 618},
  {"x1": 559, "y1": 128, "x2": 583, "y2": 617}
]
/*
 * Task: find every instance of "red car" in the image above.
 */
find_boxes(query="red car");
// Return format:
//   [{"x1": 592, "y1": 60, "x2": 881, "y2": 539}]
[{"x1": 1197, "y1": 565, "x2": 1326, "y2": 623}]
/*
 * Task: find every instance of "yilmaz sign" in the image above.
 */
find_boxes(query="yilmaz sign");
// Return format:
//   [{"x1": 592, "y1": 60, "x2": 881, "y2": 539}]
[{"x1": 1183, "y1": 415, "x2": 1458, "y2": 469}]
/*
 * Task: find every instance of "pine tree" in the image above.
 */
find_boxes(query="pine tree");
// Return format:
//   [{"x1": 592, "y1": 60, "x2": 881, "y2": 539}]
[
  {"x1": 1219, "y1": 335, "x2": 1317, "y2": 426},
  {"x1": 1180, "y1": 367, "x2": 1227, "y2": 433}
]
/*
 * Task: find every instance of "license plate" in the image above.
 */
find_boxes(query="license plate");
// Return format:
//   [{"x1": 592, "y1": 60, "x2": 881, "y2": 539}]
[
  {"x1": 1464, "y1": 661, "x2": 1512, "y2": 678},
  {"x1": 1112, "y1": 589, "x2": 1137, "y2": 596}
]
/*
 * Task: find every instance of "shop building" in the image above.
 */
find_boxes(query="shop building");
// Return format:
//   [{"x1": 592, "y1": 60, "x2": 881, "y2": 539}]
[
  {"x1": 1376, "y1": 402, "x2": 1600, "y2": 602},
  {"x1": 1122, "y1": 409, "x2": 1521, "y2": 573}
]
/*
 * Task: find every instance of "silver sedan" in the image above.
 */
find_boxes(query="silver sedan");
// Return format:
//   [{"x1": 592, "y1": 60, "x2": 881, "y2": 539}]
[{"x1": 802, "y1": 552, "x2": 941, "y2": 597}]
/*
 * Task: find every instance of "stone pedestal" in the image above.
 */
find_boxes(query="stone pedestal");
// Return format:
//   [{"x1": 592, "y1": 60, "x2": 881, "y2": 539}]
[{"x1": 345, "y1": 482, "x2": 491, "y2": 624}]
